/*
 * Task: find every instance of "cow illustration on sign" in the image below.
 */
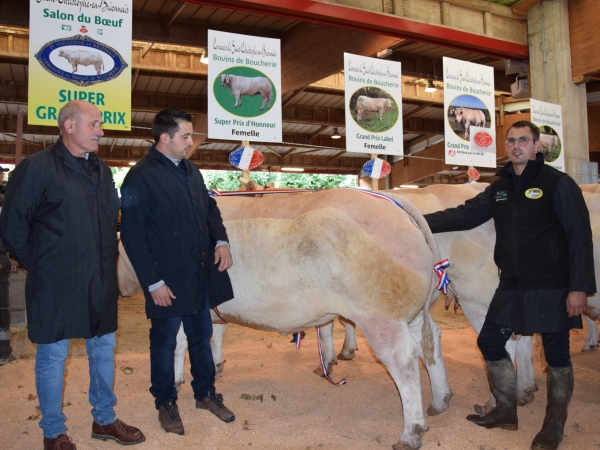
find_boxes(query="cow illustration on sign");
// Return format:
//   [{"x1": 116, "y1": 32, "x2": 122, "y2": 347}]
[
  {"x1": 448, "y1": 95, "x2": 491, "y2": 141},
  {"x1": 349, "y1": 87, "x2": 398, "y2": 133},
  {"x1": 58, "y1": 48, "x2": 105, "y2": 75},
  {"x1": 538, "y1": 125, "x2": 562, "y2": 163},
  {"x1": 213, "y1": 67, "x2": 276, "y2": 118}
]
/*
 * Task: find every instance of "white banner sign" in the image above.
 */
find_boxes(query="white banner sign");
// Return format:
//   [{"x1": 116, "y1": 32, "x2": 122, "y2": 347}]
[
  {"x1": 29, "y1": 0, "x2": 132, "y2": 130},
  {"x1": 344, "y1": 53, "x2": 403, "y2": 156},
  {"x1": 208, "y1": 30, "x2": 281, "y2": 143},
  {"x1": 443, "y1": 57, "x2": 496, "y2": 168},
  {"x1": 530, "y1": 99, "x2": 565, "y2": 172}
]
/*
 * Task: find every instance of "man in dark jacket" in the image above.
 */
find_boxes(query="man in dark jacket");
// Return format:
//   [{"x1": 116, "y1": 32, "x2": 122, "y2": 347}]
[
  {"x1": 120, "y1": 109, "x2": 235, "y2": 436},
  {"x1": 0, "y1": 101, "x2": 145, "y2": 450},
  {"x1": 425, "y1": 120, "x2": 595, "y2": 450}
]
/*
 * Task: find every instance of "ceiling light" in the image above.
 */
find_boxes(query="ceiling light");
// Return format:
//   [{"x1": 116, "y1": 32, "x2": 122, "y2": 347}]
[
  {"x1": 128, "y1": 161, "x2": 136, "y2": 165},
  {"x1": 399, "y1": 184, "x2": 420, "y2": 189},
  {"x1": 200, "y1": 49, "x2": 209, "y2": 64},
  {"x1": 281, "y1": 167, "x2": 304, "y2": 172},
  {"x1": 331, "y1": 127, "x2": 341, "y2": 139},
  {"x1": 424, "y1": 80, "x2": 436, "y2": 93}
]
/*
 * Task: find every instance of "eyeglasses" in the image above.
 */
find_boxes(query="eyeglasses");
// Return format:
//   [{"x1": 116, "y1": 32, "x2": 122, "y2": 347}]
[{"x1": 505, "y1": 137, "x2": 536, "y2": 147}]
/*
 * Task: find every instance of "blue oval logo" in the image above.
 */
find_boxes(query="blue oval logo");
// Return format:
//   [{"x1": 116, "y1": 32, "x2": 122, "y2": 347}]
[{"x1": 35, "y1": 35, "x2": 128, "y2": 87}]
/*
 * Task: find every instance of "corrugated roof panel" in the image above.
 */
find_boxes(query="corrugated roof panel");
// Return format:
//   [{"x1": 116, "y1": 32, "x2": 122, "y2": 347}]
[
  {"x1": 236, "y1": 13, "x2": 269, "y2": 28},
  {"x1": 168, "y1": 78, "x2": 185, "y2": 94},
  {"x1": 189, "y1": 5, "x2": 219, "y2": 21},
  {"x1": 145, "y1": 77, "x2": 162, "y2": 92},
  {"x1": 156, "y1": 77, "x2": 175, "y2": 93}
]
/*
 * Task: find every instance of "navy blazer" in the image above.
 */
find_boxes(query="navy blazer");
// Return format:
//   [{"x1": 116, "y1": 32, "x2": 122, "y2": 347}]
[{"x1": 120, "y1": 146, "x2": 233, "y2": 319}]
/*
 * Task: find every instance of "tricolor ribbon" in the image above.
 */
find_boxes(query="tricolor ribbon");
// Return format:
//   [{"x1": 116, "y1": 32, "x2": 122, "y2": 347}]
[
  {"x1": 316, "y1": 327, "x2": 346, "y2": 386},
  {"x1": 212, "y1": 305, "x2": 226, "y2": 322},
  {"x1": 434, "y1": 259, "x2": 451, "y2": 294},
  {"x1": 295, "y1": 332, "x2": 302, "y2": 349},
  {"x1": 209, "y1": 188, "x2": 312, "y2": 197}
]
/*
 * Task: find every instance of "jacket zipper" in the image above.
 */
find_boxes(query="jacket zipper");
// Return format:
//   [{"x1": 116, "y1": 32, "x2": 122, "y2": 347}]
[{"x1": 510, "y1": 185, "x2": 520, "y2": 286}]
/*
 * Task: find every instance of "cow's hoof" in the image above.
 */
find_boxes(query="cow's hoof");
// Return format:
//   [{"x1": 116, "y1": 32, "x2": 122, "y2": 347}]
[
  {"x1": 581, "y1": 344, "x2": 598, "y2": 352},
  {"x1": 427, "y1": 391, "x2": 453, "y2": 416},
  {"x1": 517, "y1": 387, "x2": 536, "y2": 406},
  {"x1": 337, "y1": 350, "x2": 356, "y2": 361},
  {"x1": 175, "y1": 382, "x2": 184, "y2": 393},
  {"x1": 215, "y1": 362, "x2": 225, "y2": 373}
]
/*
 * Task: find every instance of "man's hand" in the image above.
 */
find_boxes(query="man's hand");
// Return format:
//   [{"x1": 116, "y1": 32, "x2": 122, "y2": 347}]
[
  {"x1": 150, "y1": 284, "x2": 176, "y2": 307},
  {"x1": 566, "y1": 291, "x2": 587, "y2": 318},
  {"x1": 214, "y1": 245, "x2": 233, "y2": 272}
]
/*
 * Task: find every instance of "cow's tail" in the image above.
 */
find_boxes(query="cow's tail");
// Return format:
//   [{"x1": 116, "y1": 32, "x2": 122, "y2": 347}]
[{"x1": 384, "y1": 192, "x2": 439, "y2": 366}]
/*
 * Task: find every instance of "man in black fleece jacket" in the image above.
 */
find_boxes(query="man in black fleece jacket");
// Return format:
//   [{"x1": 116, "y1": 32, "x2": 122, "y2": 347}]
[{"x1": 425, "y1": 121, "x2": 595, "y2": 450}]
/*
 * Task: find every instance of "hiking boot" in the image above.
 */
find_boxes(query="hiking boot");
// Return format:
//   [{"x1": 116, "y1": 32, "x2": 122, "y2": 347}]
[
  {"x1": 44, "y1": 434, "x2": 77, "y2": 450},
  {"x1": 531, "y1": 364, "x2": 574, "y2": 450},
  {"x1": 196, "y1": 391, "x2": 235, "y2": 423},
  {"x1": 466, "y1": 356, "x2": 518, "y2": 431},
  {"x1": 158, "y1": 399, "x2": 184, "y2": 435},
  {"x1": 92, "y1": 418, "x2": 146, "y2": 445}
]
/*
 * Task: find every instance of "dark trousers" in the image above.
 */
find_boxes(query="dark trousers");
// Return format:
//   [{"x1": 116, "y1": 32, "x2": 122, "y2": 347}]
[
  {"x1": 149, "y1": 294, "x2": 216, "y2": 409},
  {"x1": 478, "y1": 318, "x2": 571, "y2": 368}
]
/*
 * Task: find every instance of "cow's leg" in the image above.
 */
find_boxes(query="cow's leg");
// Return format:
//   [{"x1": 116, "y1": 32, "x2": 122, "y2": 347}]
[
  {"x1": 234, "y1": 95, "x2": 241, "y2": 108},
  {"x1": 515, "y1": 335, "x2": 537, "y2": 405},
  {"x1": 260, "y1": 93, "x2": 267, "y2": 110},
  {"x1": 174, "y1": 323, "x2": 188, "y2": 391},
  {"x1": 583, "y1": 315, "x2": 599, "y2": 351},
  {"x1": 409, "y1": 311, "x2": 453, "y2": 416},
  {"x1": 337, "y1": 317, "x2": 358, "y2": 361},
  {"x1": 211, "y1": 323, "x2": 228, "y2": 372},
  {"x1": 71, "y1": 63, "x2": 77, "y2": 73},
  {"x1": 314, "y1": 321, "x2": 337, "y2": 376},
  {"x1": 354, "y1": 316, "x2": 427, "y2": 450}
]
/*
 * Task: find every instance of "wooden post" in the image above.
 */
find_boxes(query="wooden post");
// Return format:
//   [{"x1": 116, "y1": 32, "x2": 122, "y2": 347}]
[{"x1": 370, "y1": 153, "x2": 378, "y2": 191}]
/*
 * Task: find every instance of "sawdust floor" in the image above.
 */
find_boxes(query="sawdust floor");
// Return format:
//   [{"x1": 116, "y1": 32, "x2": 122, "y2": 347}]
[{"x1": 1, "y1": 294, "x2": 599, "y2": 450}]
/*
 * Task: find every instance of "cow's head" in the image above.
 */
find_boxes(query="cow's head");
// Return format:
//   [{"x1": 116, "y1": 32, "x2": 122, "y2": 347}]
[
  {"x1": 454, "y1": 108, "x2": 464, "y2": 121},
  {"x1": 219, "y1": 74, "x2": 233, "y2": 87},
  {"x1": 58, "y1": 49, "x2": 66, "y2": 57},
  {"x1": 385, "y1": 98, "x2": 393, "y2": 109}
]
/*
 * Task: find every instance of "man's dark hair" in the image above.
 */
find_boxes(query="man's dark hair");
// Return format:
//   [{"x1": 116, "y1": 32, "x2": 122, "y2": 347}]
[
  {"x1": 506, "y1": 120, "x2": 540, "y2": 141},
  {"x1": 151, "y1": 109, "x2": 194, "y2": 143}
]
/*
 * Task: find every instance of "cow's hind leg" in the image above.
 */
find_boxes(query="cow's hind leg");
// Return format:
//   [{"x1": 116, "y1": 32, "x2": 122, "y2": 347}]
[
  {"x1": 583, "y1": 315, "x2": 599, "y2": 351},
  {"x1": 515, "y1": 335, "x2": 536, "y2": 405},
  {"x1": 211, "y1": 323, "x2": 228, "y2": 372},
  {"x1": 174, "y1": 324, "x2": 188, "y2": 391},
  {"x1": 314, "y1": 321, "x2": 337, "y2": 376},
  {"x1": 338, "y1": 317, "x2": 358, "y2": 361},
  {"x1": 408, "y1": 311, "x2": 453, "y2": 416},
  {"x1": 260, "y1": 93, "x2": 267, "y2": 110},
  {"x1": 354, "y1": 317, "x2": 427, "y2": 450}
]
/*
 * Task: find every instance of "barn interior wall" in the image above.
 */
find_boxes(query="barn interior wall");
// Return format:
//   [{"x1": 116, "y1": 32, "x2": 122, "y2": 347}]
[{"x1": 588, "y1": 104, "x2": 600, "y2": 153}]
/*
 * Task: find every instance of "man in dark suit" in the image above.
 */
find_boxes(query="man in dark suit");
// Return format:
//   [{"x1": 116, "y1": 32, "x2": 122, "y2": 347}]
[
  {"x1": 120, "y1": 109, "x2": 235, "y2": 436},
  {"x1": 0, "y1": 100, "x2": 145, "y2": 450}
]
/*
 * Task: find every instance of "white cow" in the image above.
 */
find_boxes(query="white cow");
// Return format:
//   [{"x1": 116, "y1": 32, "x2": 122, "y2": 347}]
[
  {"x1": 539, "y1": 133, "x2": 559, "y2": 157},
  {"x1": 219, "y1": 74, "x2": 273, "y2": 110},
  {"x1": 355, "y1": 96, "x2": 393, "y2": 121},
  {"x1": 581, "y1": 185, "x2": 600, "y2": 351},
  {"x1": 453, "y1": 107, "x2": 486, "y2": 139},
  {"x1": 57, "y1": 48, "x2": 104, "y2": 75},
  {"x1": 118, "y1": 189, "x2": 452, "y2": 450}
]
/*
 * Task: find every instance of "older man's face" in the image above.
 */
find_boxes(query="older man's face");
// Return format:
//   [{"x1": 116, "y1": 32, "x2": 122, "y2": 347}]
[{"x1": 63, "y1": 102, "x2": 104, "y2": 157}]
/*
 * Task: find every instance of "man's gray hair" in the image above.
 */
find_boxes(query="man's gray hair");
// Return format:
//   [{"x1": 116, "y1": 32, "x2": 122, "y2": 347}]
[{"x1": 57, "y1": 102, "x2": 83, "y2": 134}]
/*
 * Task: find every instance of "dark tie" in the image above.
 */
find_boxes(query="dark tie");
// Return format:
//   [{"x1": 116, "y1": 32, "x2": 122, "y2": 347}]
[
  {"x1": 76, "y1": 156, "x2": 99, "y2": 186},
  {"x1": 177, "y1": 159, "x2": 189, "y2": 187}
]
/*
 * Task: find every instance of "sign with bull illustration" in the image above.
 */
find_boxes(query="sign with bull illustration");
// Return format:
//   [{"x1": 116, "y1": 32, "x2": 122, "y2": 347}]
[
  {"x1": 443, "y1": 57, "x2": 496, "y2": 168},
  {"x1": 530, "y1": 99, "x2": 565, "y2": 172},
  {"x1": 28, "y1": 0, "x2": 132, "y2": 130},
  {"x1": 344, "y1": 53, "x2": 403, "y2": 156},
  {"x1": 207, "y1": 29, "x2": 282, "y2": 143}
]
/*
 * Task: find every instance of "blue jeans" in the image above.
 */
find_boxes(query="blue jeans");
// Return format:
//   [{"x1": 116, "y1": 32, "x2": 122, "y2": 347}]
[
  {"x1": 149, "y1": 296, "x2": 215, "y2": 409},
  {"x1": 35, "y1": 333, "x2": 117, "y2": 439}
]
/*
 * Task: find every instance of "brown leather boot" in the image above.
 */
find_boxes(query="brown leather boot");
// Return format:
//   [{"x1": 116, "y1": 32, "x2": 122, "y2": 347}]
[
  {"x1": 531, "y1": 364, "x2": 574, "y2": 450},
  {"x1": 158, "y1": 399, "x2": 184, "y2": 435},
  {"x1": 196, "y1": 390, "x2": 235, "y2": 423},
  {"x1": 43, "y1": 434, "x2": 77, "y2": 450},
  {"x1": 466, "y1": 356, "x2": 518, "y2": 431},
  {"x1": 91, "y1": 418, "x2": 146, "y2": 445}
]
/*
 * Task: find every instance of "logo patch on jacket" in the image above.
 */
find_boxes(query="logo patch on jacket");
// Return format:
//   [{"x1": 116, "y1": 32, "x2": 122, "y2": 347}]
[
  {"x1": 525, "y1": 188, "x2": 543, "y2": 199},
  {"x1": 494, "y1": 191, "x2": 508, "y2": 202}
]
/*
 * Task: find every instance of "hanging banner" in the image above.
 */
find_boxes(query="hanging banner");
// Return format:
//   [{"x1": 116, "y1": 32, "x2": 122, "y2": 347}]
[
  {"x1": 344, "y1": 53, "x2": 403, "y2": 156},
  {"x1": 208, "y1": 30, "x2": 281, "y2": 143},
  {"x1": 443, "y1": 57, "x2": 495, "y2": 168},
  {"x1": 28, "y1": 0, "x2": 132, "y2": 130},
  {"x1": 530, "y1": 99, "x2": 565, "y2": 172}
]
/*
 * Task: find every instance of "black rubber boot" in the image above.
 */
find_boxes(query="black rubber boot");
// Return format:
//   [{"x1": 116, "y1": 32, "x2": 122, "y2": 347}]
[
  {"x1": 466, "y1": 356, "x2": 518, "y2": 430},
  {"x1": 531, "y1": 364, "x2": 574, "y2": 450}
]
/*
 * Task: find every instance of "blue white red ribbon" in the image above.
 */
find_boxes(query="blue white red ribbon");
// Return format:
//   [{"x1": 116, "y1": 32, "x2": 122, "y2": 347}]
[
  {"x1": 434, "y1": 259, "x2": 451, "y2": 294},
  {"x1": 212, "y1": 305, "x2": 226, "y2": 322},
  {"x1": 316, "y1": 327, "x2": 346, "y2": 386},
  {"x1": 295, "y1": 332, "x2": 302, "y2": 349},
  {"x1": 209, "y1": 188, "x2": 312, "y2": 197}
]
